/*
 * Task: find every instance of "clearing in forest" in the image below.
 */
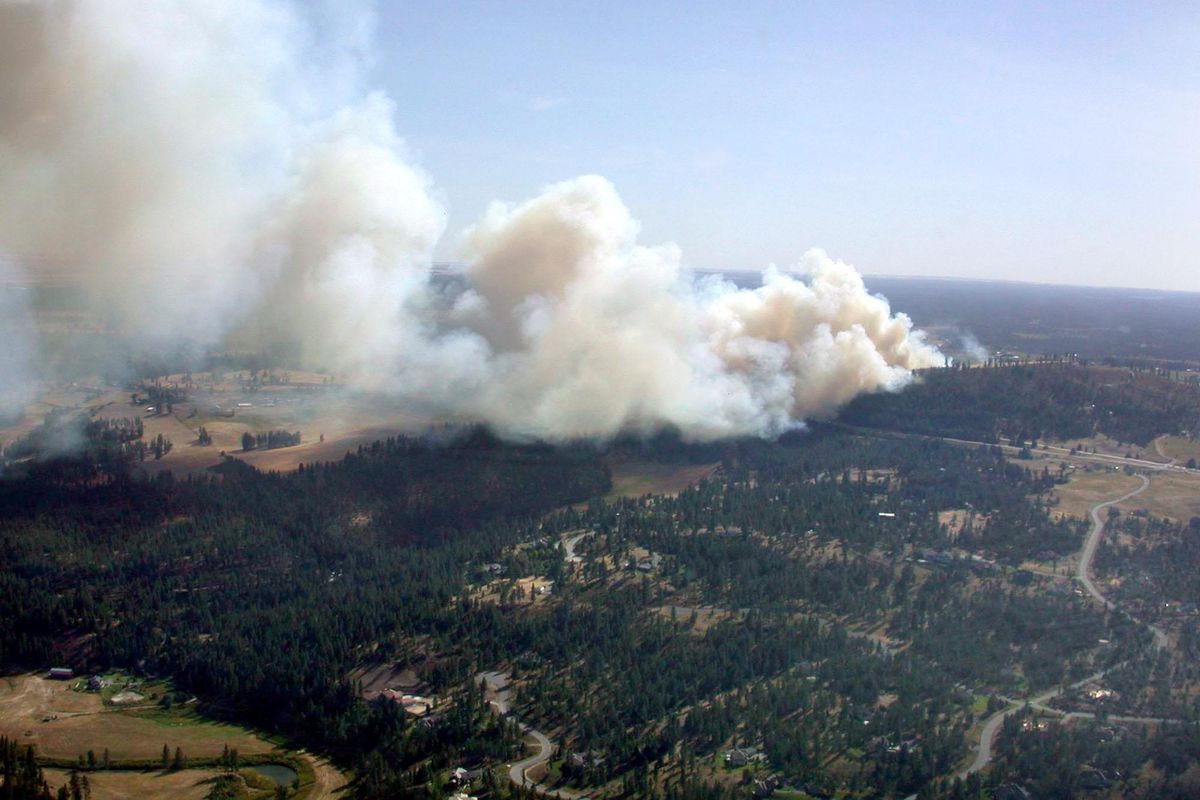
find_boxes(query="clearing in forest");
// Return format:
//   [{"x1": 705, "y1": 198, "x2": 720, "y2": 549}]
[
  {"x1": 0, "y1": 673, "x2": 274, "y2": 762},
  {"x1": 1117, "y1": 470, "x2": 1200, "y2": 522},
  {"x1": 1046, "y1": 469, "x2": 1145, "y2": 520},
  {"x1": 607, "y1": 460, "x2": 720, "y2": 498},
  {"x1": 42, "y1": 766, "x2": 226, "y2": 800},
  {"x1": 1153, "y1": 434, "x2": 1200, "y2": 465}
]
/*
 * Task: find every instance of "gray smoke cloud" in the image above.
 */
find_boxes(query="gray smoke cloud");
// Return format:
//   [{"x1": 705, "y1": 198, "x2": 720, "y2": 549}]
[
  {"x1": 0, "y1": 0, "x2": 941, "y2": 442},
  {"x1": 958, "y1": 332, "x2": 990, "y2": 363},
  {"x1": 0, "y1": 261, "x2": 38, "y2": 421}
]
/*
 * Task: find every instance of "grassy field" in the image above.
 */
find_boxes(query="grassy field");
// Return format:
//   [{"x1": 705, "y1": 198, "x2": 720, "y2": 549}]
[
  {"x1": 1154, "y1": 434, "x2": 1200, "y2": 465},
  {"x1": 607, "y1": 460, "x2": 719, "y2": 499},
  {"x1": 0, "y1": 673, "x2": 275, "y2": 762},
  {"x1": 43, "y1": 766, "x2": 228, "y2": 800},
  {"x1": 1046, "y1": 468, "x2": 1145, "y2": 520},
  {"x1": 43, "y1": 760, "x2": 330, "y2": 800},
  {"x1": 2, "y1": 672, "x2": 347, "y2": 799},
  {"x1": 1119, "y1": 471, "x2": 1200, "y2": 522},
  {"x1": 42, "y1": 767, "x2": 231, "y2": 796}
]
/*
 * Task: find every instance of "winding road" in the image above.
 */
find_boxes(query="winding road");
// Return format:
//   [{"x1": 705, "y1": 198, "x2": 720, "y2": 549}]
[
  {"x1": 517, "y1": 446, "x2": 1185, "y2": 795},
  {"x1": 507, "y1": 722, "x2": 568, "y2": 795},
  {"x1": 1072, "y1": 474, "x2": 1170, "y2": 649},
  {"x1": 956, "y1": 470, "x2": 1176, "y2": 783},
  {"x1": 498, "y1": 531, "x2": 594, "y2": 799},
  {"x1": 1076, "y1": 474, "x2": 1147, "y2": 611}
]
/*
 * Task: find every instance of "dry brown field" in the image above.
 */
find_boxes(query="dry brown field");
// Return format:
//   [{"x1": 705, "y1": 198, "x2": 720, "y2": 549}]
[
  {"x1": 0, "y1": 673, "x2": 273, "y2": 762},
  {"x1": 1153, "y1": 435, "x2": 1200, "y2": 465},
  {"x1": 608, "y1": 460, "x2": 719, "y2": 498},
  {"x1": 1045, "y1": 469, "x2": 1145, "y2": 520},
  {"x1": 1119, "y1": 471, "x2": 1200, "y2": 522},
  {"x1": 43, "y1": 767, "x2": 226, "y2": 800}
]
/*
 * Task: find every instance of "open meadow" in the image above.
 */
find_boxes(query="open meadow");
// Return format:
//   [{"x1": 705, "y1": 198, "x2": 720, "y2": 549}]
[
  {"x1": 0, "y1": 673, "x2": 274, "y2": 762},
  {"x1": 607, "y1": 459, "x2": 720, "y2": 498},
  {"x1": 1118, "y1": 470, "x2": 1200, "y2": 522},
  {"x1": 1044, "y1": 467, "x2": 1145, "y2": 520},
  {"x1": 42, "y1": 767, "x2": 226, "y2": 800}
]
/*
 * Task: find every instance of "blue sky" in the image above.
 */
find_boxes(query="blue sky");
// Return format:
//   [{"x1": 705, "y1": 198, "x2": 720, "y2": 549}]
[{"x1": 368, "y1": 1, "x2": 1199, "y2": 291}]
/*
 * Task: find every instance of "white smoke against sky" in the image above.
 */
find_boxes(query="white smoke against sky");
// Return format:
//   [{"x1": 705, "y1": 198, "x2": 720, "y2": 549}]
[
  {"x1": 0, "y1": 0, "x2": 941, "y2": 442},
  {"x1": 458, "y1": 176, "x2": 940, "y2": 439},
  {"x1": 958, "y1": 332, "x2": 990, "y2": 363},
  {"x1": 0, "y1": 0, "x2": 443, "y2": 361}
]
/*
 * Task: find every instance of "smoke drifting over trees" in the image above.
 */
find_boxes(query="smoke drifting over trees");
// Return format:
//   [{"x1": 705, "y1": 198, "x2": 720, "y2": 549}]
[{"x1": 0, "y1": 0, "x2": 940, "y2": 440}]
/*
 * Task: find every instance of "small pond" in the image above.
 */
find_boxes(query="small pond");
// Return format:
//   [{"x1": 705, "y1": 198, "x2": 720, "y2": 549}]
[{"x1": 249, "y1": 764, "x2": 299, "y2": 787}]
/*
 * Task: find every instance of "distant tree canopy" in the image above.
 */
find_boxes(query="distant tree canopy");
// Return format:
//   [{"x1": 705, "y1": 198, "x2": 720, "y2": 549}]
[
  {"x1": 839, "y1": 362, "x2": 1200, "y2": 446},
  {"x1": 241, "y1": 430, "x2": 300, "y2": 451}
]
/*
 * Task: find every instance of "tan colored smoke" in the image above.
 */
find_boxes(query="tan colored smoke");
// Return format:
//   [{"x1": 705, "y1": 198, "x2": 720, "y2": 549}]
[{"x1": 459, "y1": 176, "x2": 940, "y2": 439}]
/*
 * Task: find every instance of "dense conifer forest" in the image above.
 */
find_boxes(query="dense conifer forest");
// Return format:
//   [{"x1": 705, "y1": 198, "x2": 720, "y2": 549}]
[
  {"x1": 839, "y1": 362, "x2": 1200, "y2": 446},
  {"x1": 2, "y1": 364, "x2": 1199, "y2": 799}
]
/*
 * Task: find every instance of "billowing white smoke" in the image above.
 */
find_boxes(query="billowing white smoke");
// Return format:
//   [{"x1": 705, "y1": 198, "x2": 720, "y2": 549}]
[
  {"x1": 0, "y1": 0, "x2": 443, "y2": 365},
  {"x1": 458, "y1": 176, "x2": 939, "y2": 439},
  {"x1": 0, "y1": 0, "x2": 940, "y2": 442},
  {"x1": 958, "y1": 332, "x2": 990, "y2": 363}
]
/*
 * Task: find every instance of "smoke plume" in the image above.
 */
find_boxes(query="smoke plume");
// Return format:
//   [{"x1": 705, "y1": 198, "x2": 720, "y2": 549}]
[
  {"x1": 958, "y1": 332, "x2": 990, "y2": 363},
  {"x1": 0, "y1": 0, "x2": 940, "y2": 442},
  {"x1": 0, "y1": 264, "x2": 38, "y2": 421}
]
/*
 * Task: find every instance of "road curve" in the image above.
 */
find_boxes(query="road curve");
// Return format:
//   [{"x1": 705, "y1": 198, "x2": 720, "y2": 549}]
[
  {"x1": 508, "y1": 722, "x2": 553, "y2": 789},
  {"x1": 500, "y1": 532, "x2": 594, "y2": 799},
  {"x1": 1076, "y1": 474, "x2": 1149, "y2": 612},
  {"x1": 1074, "y1": 474, "x2": 1170, "y2": 650},
  {"x1": 956, "y1": 674, "x2": 1090, "y2": 781},
  {"x1": 507, "y1": 722, "x2": 585, "y2": 799},
  {"x1": 955, "y1": 472, "x2": 1168, "y2": 782}
]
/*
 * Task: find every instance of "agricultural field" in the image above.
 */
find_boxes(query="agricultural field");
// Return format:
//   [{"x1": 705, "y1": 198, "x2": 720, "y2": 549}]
[{"x1": 1046, "y1": 432, "x2": 1165, "y2": 463}]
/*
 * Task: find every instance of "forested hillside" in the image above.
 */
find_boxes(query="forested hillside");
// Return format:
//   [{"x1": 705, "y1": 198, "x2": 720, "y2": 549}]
[
  {"x1": 1, "y1": 402, "x2": 1197, "y2": 798},
  {"x1": 838, "y1": 362, "x2": 1200, "y2": 446}
]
